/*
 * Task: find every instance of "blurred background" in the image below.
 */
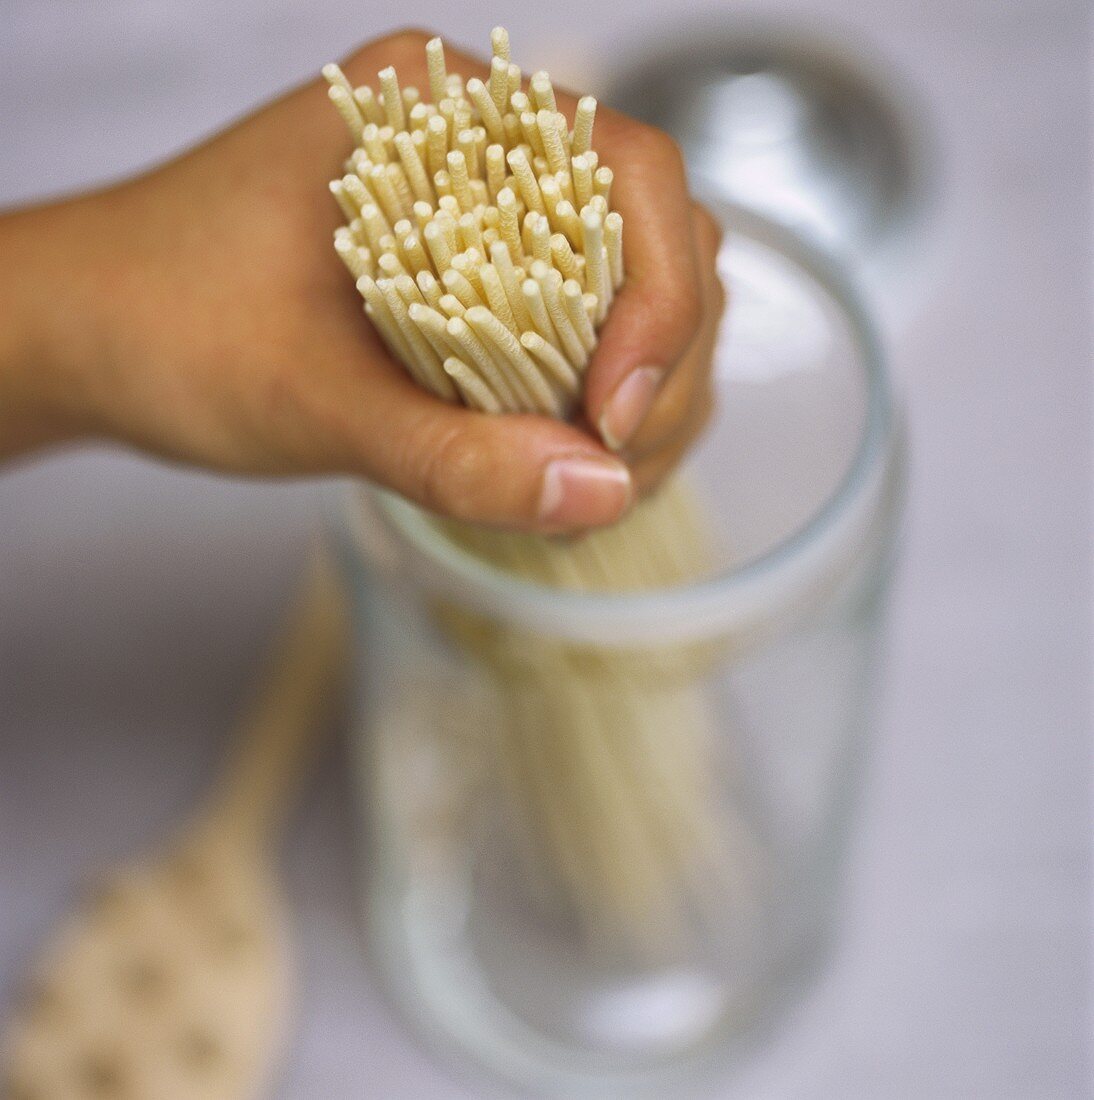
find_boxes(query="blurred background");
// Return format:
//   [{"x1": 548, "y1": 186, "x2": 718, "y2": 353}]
[{"x1": 1, "y1": 0, "x2": 1090, "y2": 1096}]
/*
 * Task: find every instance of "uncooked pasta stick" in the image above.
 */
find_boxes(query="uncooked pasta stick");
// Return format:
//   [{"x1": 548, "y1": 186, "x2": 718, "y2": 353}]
[
  {"x1": 572, "y1": 154, "x2": 593, "y2": 209},
  {"x1": 535, "y1": 262, "x2": 587, "y2": 367},
  {"x1": 605, "y1": 211, "x2": 624, "y2": 290},
  {"x1": 485, "y1": 144, "x2": 507, "y2": 200},
  {"x1": 357, "y1": 275, "x2": 417, "y2": 369},
  {"x1": 394, "y1": 272, "x2": 426, "y2": 307},
  {"x1": 437, "y1": 194, "x2": 461, "y2": 221},
  {"x1": 334, "y1": 232, "x2": 367, "y2": 278},
  {"x1": 394, "y1": 131, "x2": 434, "y2": 203},
  {"x1": 340, "y1": 173, "x2": 370, "y2": 213},
  {"x1": 379, "y1": 278, "x2": 453, "y2": 397},
  {"x1": 385, "y1": 162, "x2": 415, "y2": 215},
  {"x1": 362, "y1": 124, "x2": 389, "y2": 165},
  {"x1": 530, "y1": 72, "x2": 557, "y2": 112},
  {"x1": 368, "y1": 164, "x2": 405, "y2": 224},
  {"x1": 497, "y1": 188, "x2": 524, "y2": 264},
  {"x1": 446, "y1": 150, "x2": 474, "y2": 211},
  {"x1": 530, "y1": 214, "x2": 552, "y2": 265},
  {"x1": 456, "y1": 129, "x2": 480, "y2": 178},
  {"x1": 426, "y1": 115, "x2": 449, "y2": 179},
  {"x1": 470, "y1": 179, "x2": 490, "y2": 206},
  {"x1": 588, "y1": 194, "x2": 609, "y2": 219},
  {"x1": 445, "y1": 357, "x2": 504, "y2": 413},
  {"x1": 539, "y1": 176, "x2": 564, "y2": 232},
  {"x1": 322, "y1": 62, "x2": 354, "y2": 99},
  {"x1": 465, "y1": 307, "x2": 559, "y2": 415},
  {"x1": 489, "y1": 240, "x2": 536, "y2": 332},
  {"x1": 593, "y1": 166, "x2": 614, "y2": 206},
  {"x1": 554, "y1": 111, "x2": 573, "y2": 160},
  {"x1": 435, "y1": 211, "x2": 459, "y2": 253},
  {"x1": 426, "y1": 37, "x2": 448, "y2": 104},
  {"x1": 444, "y1": 316, "x2": 523, "y2": 409},
  {"x1": 563, "y1": 277, "x2": 597, "y2": 353},
  {"x1": 354, "y1": 85, "x2": 386, "y2": 126},
  {"x1": 537, "y1": 109, "x2": 569, "y2": 176},
  {"x1": 556, "y1": 168, "x2": 575, "y2": 206},
  {"x1": 478, "y1": 262, "x2": 518, "y2": 334},
  {"x1": 433, "y1": 169, "x2": 453, "y2": 199},
  {"x1": 506, "y1": 148, "x2": 546, "y2": 215},
  {"x1": 328, "y1": 84, "x2": 364, "y2": 142},
  {"x1": 522, "y1": 276, "x2": 563, "y2": 350},
  {"x1": 550, "y1": 233, "x2": 582, "y2": 284},
  {"x1": 582, "y1": 209, "x2": 610, "y2": 323},
  {"x1": 408, "y1": 102, "x2": 432, "y2": 132},
  {"x1": 401, "y1": 232, "x2": 431, "y2": 275},
  {"x1": 377, "y1": 252, "x2": 407, "y2": 280},
  {"x1": 520, "y1": 330, "x2": 581, "y2": 397},
  {"x1": 452, "y1": 250, "x2": 486, "y2": 301},
  {"x1": 411, "y1": 201, "x2": 433, "y2": 233},
  {"x1": 489, "y1": 55, "x2": 510, "y2": 114},
  {"x1": 442, "y1": 267, "x2": 483, "y2": 309},
  {"x1": 490, "y1": 25, "x2": 511, "y2": 62},
  {"x1": 519, "y1": 111, "x2": 546, "y2": 157},
  {"x1": 407, "y1": 302, "x2": 459, "y2": 363},
  {"x1": 416, "y1": 270, "x2": 444, "y2": 308},
  {"x1": 458, "y1": 213, "x2": 485, "y2": 254},
  {"x1": 437, "y1": 293, "x2": 466, "y2": 319},
  {"x1": 422, "y1": 220, "x2": 454, "y2": 274},
  {"x1": 378, "y1": 66, "x2": 405, "y2": 132},
  {"x1": 572, "y1": 96, "x2": 597, "y2": 156},
  {"x1": 467, "y1": 78, "x2": 506, "y2": 144},
  {"x1": 358, "y1": 203, "x2": 391, "y2": 252},
  {"x1": 555, "y1": 200, "x2": 582, "y2": 247},
  {"x1": 329, "y1": 180, "x2": 358, "y2": 222}
]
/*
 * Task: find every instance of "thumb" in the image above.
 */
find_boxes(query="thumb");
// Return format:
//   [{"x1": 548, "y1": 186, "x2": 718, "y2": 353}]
[{"x1": 338, "y1": 365, "x2": 633, "y2": 533}]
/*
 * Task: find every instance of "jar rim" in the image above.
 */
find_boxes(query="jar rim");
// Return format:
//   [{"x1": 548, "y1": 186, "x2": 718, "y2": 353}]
[{"x1": 343, "y1": 202, "x2": 898, "y2": 646}]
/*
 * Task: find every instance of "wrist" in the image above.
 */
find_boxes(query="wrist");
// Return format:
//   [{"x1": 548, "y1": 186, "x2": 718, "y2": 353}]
[{"x1": 0, "y1": 192, "x2": 125, "y2": 459}]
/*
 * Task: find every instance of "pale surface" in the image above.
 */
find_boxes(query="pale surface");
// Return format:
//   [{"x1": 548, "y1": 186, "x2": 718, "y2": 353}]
[{"x1": 1, "y1": 1, "x2": 1089, "y2": 1097}]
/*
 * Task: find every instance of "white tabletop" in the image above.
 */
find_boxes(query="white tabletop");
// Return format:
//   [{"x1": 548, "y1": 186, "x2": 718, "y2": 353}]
[{"x1": 1, "y1": 1, "x2": 1089, "y2": 1096}]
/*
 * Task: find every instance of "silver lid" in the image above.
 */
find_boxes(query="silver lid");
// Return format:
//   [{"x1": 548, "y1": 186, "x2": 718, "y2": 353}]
[{"x1": 604, "y1": 22, "x2": 938, "y2": 314}]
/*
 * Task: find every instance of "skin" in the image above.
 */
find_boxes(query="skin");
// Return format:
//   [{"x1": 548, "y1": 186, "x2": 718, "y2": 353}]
[{"x1": 0, "y1": 29, "x2": 724, "y2": 533}]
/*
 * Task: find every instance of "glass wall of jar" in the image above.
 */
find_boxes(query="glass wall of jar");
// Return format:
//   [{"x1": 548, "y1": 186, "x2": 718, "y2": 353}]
[{"x1": 332, "y1": 205, "x2": 904, "y2": 1097}]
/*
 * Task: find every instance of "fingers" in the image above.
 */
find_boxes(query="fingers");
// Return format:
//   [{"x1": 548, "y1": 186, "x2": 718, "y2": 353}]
[
  {"x1": 622, "y1": 201, "x2": 725, "y2": 463},
  {"x1": 579, "y1": 118, "x2": 705, "y2": 455},
  {"x1": 303, "y1": 349, "x2": 632, "y2": 533},
  {"x1": 321, "y1": 32, "x2": 724, "y2": 520}
]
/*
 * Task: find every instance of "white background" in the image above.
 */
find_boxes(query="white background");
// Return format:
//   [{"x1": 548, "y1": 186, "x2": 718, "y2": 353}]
[{"x1": 1, "y1": 1, "x2": 1090, "y2": 1096}]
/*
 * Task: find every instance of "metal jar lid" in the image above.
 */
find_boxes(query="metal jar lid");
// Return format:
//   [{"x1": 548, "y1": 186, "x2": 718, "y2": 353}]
[{"x1": 603, "y1": 20, "x2": 938, "y2": 322}]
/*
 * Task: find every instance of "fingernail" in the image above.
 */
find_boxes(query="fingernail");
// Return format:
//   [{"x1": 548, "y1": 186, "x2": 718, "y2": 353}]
[
  {"x1": 538, "y1": 455, "x2": 632, "y2": 528},
  {"x1": 598, "y1": 367, "x2": 664, "y2": 451}
]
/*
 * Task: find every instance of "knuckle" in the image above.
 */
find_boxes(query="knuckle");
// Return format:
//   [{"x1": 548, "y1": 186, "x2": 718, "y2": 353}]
[
  {"x1": 344, "y1": 29, "x2": 434, "y2": 73},
  {"x1": 631, "y1": 121, "x2": 684, "y2": 165},
  {"x1": 690, "y1": 201, "x2": 724, "y2": 253},
  {"x1": 378, "y1": 27, "x2": 435, "y2": 54},
  {"x1": 417, "y1": 422, "x2": 489, "y2": 520},
  {"x1": 662, "y1": 284, "x2": 703, "y2": 337},
  {"x1": 713, "y1": 273, "x2": 728, "y2": 316}
]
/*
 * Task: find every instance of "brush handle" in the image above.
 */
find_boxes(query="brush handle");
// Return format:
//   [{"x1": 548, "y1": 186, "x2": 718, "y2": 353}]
[{"x1": 198, "y1": 548, "x2": 348, "y2": 853}]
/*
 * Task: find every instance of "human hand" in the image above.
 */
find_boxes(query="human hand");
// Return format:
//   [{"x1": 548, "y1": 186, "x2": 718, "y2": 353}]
[{"x1": 1, "y1": 30, "x2": 724, "y2": 532}]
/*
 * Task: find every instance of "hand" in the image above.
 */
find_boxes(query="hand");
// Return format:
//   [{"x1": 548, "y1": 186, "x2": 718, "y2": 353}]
[{"x1": 0, "y1": 30, "x2": 724, "y2": 533}]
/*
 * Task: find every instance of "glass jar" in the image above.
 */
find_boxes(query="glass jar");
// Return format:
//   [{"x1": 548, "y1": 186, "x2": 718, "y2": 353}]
[{"x1": 332, "y1": 203, "x2": 904, "y2": 1097}]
